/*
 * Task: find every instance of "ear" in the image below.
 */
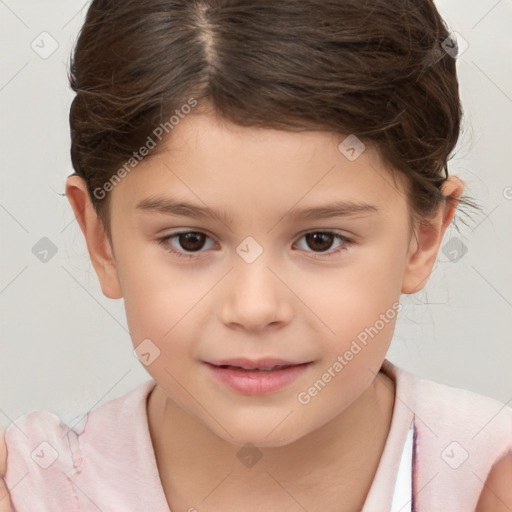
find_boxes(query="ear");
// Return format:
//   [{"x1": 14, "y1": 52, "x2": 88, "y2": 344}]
[
  {"x1": 65, "y1": 175, "x2": 123, "y2": 299},
  {"x1": 402, "y1": 176, "x2": 464, "y2": 294}
]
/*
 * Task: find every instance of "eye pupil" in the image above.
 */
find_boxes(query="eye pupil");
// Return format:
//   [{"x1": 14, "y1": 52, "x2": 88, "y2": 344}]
[
  {"x1": 306, "y1": 232, "x2": 333, "y2": 252},
  {"x1": 180, "y1": 232, "x2": 205, "y2": 251}
]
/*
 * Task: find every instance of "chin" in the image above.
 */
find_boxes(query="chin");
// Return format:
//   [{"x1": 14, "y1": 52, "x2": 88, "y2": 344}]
[{"x1": 213, "y1": 421, "x2": 310, "y2": 449}]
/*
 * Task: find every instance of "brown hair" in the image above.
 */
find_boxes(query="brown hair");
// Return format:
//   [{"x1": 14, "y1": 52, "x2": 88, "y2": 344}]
[{"x1": 68, "y1": 0, "x2": 472, "y2": 237}]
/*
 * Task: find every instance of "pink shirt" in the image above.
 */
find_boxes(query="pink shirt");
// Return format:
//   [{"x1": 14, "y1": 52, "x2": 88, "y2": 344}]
[{"x1": 4, "y1": 360, "x2": 512, "y2": 510}]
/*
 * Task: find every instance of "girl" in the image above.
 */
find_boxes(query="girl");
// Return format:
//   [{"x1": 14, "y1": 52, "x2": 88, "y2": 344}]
[{"x1": 1, "y1": 0, "x2": 511, "y2": 510}]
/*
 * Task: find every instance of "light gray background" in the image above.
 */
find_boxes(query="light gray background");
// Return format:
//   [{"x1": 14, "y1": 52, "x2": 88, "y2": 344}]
[{"x1": 0, "y1": 0, "x2": 511, "y2": 431}]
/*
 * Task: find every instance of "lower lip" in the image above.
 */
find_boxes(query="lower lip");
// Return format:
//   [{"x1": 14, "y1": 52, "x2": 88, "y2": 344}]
[{"x1": 204, "y1": 362, "x2": 311, "y2": 395}]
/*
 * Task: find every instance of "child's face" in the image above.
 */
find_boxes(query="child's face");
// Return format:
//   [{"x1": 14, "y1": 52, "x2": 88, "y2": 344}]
[{"x1": 103, "y1": 113, "x2": 419, "y2": 446}]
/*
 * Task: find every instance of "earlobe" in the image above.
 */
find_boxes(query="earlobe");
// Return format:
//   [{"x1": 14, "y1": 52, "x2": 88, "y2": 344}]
[
  {"x1": 401, "y1": 176, "x2": 464, "y2": 294},
  {"x1": 65, "y1": 175, "x2": 123, "y2": 299}
]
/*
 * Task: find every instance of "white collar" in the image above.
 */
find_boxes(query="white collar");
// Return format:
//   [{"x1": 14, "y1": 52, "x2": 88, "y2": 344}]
[{"x1": 389, "y1": 419, "x2": 415, "y2": 512}]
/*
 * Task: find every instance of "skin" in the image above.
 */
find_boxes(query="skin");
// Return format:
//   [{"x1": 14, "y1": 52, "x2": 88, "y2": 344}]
[
  {"x1": 475, "y1": 454, "x2": 512, "y2": 512},
  {"x1": 1, "y1": 112, "x2": 509, "y2": 510}
]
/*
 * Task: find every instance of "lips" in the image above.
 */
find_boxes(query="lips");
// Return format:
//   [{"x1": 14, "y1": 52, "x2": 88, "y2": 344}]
[
  {"x1": 204, "y1": 358, "x2": 312, "y2": 394},
  {"x1": 216, "y1": 364, "x2": 293, "y2": 372},
  {"x1": 207, "y1": 358, "x2": 305, "y2": 370}
]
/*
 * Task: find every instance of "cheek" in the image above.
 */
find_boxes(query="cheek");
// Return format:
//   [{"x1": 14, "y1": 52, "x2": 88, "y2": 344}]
[
  {"x1": 319, "y1": 245, "x2": 406, "y2": 336},
  {"x1": 307, "y1": 232, "x2": 408, "y2": 380},
  {"x1": 116, "y1": 243, "x2": 210, "y2": 348},
  {"x1": 119, "y1": 257, "x2": 210, "y2": 398}
]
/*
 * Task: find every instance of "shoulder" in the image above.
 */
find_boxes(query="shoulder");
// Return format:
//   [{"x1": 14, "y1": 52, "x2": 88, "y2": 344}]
[
  {"x1": 410, "y1": 370, "x2": 512, "y2": 505},
  {"x1": 385, "y1": 361, "x2": 512, "y2": 506},
  {"x1": 2, "y1": 410, "x2": 83, "y2": 510},
  {"x1": 4, "y1": 408, "x2": 74, "y2": 452},
  {"x1": 3, "y1": 378, "x2": 156, "y2": 469},
  {"x1": 388, "y1": 361, "x2": 512, "y2": 443},
  {"x1": 2, "y1": 379, "x2": 156, "y2": 511},
  {"x1": 4, "y1": 409, "x2": 81, "y2": 473},
  {"x1": 413, "y1": 373, "x2": 512, "y2": 443}
]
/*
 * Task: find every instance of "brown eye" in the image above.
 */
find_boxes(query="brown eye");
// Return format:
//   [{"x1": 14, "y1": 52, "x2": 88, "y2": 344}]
[
  {"x1": 158, "y1": 230, "x2": 351, "y2": 261},
  {"x1": 157, "y1": 231, "x2": 215, "y2": 259},
  {"x1": 304, "y1": 232, "x2": 335, "y2": 252},
  {"x1": 294, "y1": 231, "x2": 351, "y2": 258},
  {"x1": 177, "y1": 232, "x2": 207, "y2": 252}
]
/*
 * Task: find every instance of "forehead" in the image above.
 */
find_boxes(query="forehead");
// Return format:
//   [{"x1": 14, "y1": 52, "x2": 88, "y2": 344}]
[{"x1": 111, "y1": 112, "x2": 409, "y2": 217}]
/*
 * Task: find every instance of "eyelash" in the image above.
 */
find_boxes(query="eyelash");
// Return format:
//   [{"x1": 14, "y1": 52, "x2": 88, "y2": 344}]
[{"x1": 156, "y1": 230, "x2": 352, "y2": 260}]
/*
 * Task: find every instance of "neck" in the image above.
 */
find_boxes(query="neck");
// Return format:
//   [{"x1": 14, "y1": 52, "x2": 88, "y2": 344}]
[{"x1": 147, "y1": 370, "x2": 395, "y2": 512}]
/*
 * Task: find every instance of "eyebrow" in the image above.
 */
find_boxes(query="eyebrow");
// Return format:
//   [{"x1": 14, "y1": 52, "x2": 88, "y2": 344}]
[{"x1": 135, "y1": 196, "x2": 378, "y2": 225}]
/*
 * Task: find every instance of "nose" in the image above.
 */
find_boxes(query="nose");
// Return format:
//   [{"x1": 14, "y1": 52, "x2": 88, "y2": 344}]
[{"x1": 219, "y1": 253, "x2": 293, "y2": 332}]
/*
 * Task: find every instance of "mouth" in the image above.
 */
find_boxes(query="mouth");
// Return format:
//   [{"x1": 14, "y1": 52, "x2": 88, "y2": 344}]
[
  {"x1": 212, "y1": 364, "x2": 298, "y2": 372},
  {"x1": 204, "y1": 358, "x2": 313, "y2": 395},
  {"x1": 206, "y1": 358, "x2": 310, "y2": 371}
]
